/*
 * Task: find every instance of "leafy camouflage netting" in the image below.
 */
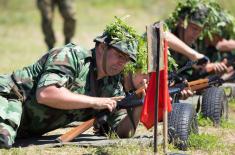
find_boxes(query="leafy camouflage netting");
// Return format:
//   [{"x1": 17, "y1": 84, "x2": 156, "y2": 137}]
[
  {"x1": 166, "y1": 0, "x2": 210, "y2": 30},
  {"x1": 94, "y1": 16, "x2": 139, "y2": 62},
  {"x1": 124, "y1": 23, "x2": 177, "y2": 74},
  {"x1": 200, "y1": 1, "x2": 235, "y2": 40}
]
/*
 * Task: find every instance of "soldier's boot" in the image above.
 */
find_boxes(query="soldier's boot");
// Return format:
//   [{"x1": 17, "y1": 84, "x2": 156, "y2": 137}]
[
  {"x1": 45, "y1": 37, "x2": 55, "y2": 50},
  {"x1": 46, "y1": 42, "x2": 54, "y2": 50},
  {"x1": 0, "y1": 124, "x2": 14, "y2": 149},
  {"x1": 65, "y1": 38, "x2": 71, "y2": 45},
  {"x1": 0, "y1": 134, "x2": 11, "y2": 149},
  {"x1": 0, "y1": 120, "x2": 19, "y2": 149}
]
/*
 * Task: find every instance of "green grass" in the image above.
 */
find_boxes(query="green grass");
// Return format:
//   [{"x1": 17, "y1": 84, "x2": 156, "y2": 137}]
[
  {"x1": 187, "y1": 133, "x2": 235, "y2": 154},
  {"x1": 197, "y1": 113, "x2": 214, "y2": 127},
  {"x1": 220, "y1": 118, "x2": 235, "y2": 129},
  {"x1": 229, "y1": 98, "x2": 235, "y2": 110},
  {"x1": 188, "y1": 133, "x2": 220, "y2": 150}
]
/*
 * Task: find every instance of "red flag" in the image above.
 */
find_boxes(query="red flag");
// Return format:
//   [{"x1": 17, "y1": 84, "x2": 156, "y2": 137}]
[{"x1": 140, "y1": 40, "x2": 172, "y2": 129}]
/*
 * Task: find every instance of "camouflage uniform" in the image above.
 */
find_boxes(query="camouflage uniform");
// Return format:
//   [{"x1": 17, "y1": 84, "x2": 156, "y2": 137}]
[
  {"x1": 37, "y1": 0, "x2": 76, "y2": 49},
  {"x1": 0, "y1": 43, "x2": 126, "y2": 147}
]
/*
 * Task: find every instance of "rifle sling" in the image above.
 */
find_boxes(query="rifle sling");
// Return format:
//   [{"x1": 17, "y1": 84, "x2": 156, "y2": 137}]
[{"x1": 89, "y1": 60, "x2": 99, "y2": 97}]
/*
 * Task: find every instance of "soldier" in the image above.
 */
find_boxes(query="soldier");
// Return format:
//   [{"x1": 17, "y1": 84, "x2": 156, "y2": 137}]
[
  {"x1": 197, "y1": 7, "x2": 235, "y2": 80},
  {"x1": 93, "y1": 31, "x2": 197, "y2": 137},
  {"x1": 197, "y1": 5, "x2": 235, "y2": 62},
  {"x1": 0, "y1": 18, "x2": 141, "y2": 148},
  {"x1": 37, "y1": 0, "x2": 76, "y2": 49},
  {"x1": 166, "y1": 0, "x2": 229, "y2": 79}
]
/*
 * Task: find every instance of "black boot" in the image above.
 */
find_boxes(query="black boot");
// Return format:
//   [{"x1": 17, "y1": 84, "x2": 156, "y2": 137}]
[
  {"x1": 65, "y1": 38, "x2": 71, "y2": 45},
  {"x1": 0, "y1": 134, "x2": 12, "y2": 149}
]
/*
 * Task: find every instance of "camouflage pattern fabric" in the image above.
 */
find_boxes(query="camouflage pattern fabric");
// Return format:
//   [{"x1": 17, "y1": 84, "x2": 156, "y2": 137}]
[
  {"x1": 195, "y1": 39, "x2": 221, "y2": 62},
  {"x1": 37, "y1": 0, "x2": 76, "y2": 49},
  {"x1": 94, "y1": 33, "x2": 138, "y2": 63},
  {"x1": 0, "y1": 75, "x2": 23, "y2": 147},
  {"x1": 0, "y1": 43, "x2": 126, "y2": 147}
]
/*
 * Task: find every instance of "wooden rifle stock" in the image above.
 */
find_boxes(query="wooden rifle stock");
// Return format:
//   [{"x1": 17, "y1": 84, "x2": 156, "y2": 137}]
[
  {"x1": 187, "y1": 78, "x2": 209, "y2": 91},
  {"x1": 57, "y1": 118, "x2": 96, "y2": 143},
  {"x1": 56, "y1": 86, "x2": 146, "y2": 143}
]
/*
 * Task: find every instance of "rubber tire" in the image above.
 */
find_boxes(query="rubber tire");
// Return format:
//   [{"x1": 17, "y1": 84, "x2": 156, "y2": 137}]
[
  {"x1": 201, "y1": 87, "x2": 228, "y2": 126},
  {"x1": 168, "y1": 103, "x2": 198, "y2": 150}
]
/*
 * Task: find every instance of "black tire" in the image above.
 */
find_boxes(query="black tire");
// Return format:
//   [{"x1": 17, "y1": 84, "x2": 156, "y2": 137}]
[
  {"x1": 168, "y1": 103, "x2": 198, "y2": 150},
  {"x1": 201, "y1": 87, "x2": 228, "y2": 126}
]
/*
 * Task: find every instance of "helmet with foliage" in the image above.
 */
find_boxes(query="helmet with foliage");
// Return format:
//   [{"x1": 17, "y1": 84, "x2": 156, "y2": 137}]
[
  {"x1": 166, "y1": 0, "x2": 210, "y2": 30},
  {"x1": 124, "y1": 23, "x2": 178, "y2": 74},
  {"x1": 124, "y1": 35, "x2": 148, "y2": 74},
  {"x1": 200, "y1": 1, "x2": 235, "y2": 40},
  {"x1": 94, "y1": 17, "x2": 139, "y2": 62}
]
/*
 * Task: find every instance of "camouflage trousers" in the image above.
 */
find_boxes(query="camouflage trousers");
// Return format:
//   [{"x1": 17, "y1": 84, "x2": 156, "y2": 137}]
[
  {"x1": 37, "y1": 0, "x2": 76, "y2": 49},
  {"x1": 0, "y1": 75, "x2": 23, "y2": 148}
]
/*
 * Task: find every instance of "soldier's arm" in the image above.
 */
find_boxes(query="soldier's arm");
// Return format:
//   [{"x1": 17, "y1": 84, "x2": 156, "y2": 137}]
[
  {"x1": 115, "y1": 76, "x2": 147, "y2": 138},
  {"x1": 36, "y1": 85, "x2": 117, "y2": 112},
  {"x1": 216, "y1": 39, "x2": 235, "y2": 52},
  {"x1": 164, "y1": 31, "x2": 205, "y2": 61}
]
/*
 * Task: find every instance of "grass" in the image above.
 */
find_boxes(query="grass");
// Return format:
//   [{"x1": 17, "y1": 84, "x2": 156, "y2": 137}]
[
  {"x1": 229, "y1": 98, "x2": 235, "y2": 110},
  {"x1": 197, "y1": 113, "x2": 214, "y2": 127},
  {"x1": 188, "y1": 133, "x2": 222, "y2": 151}
]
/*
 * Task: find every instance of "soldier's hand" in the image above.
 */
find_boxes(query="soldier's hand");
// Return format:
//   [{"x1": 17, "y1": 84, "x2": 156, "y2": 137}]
[
  {"x1": 136, "y1": 79, "x2": 148, "y2": 98},
  {"x1": 193, "y1": 53, "x2": 205, "y2": 61},
  {"x1": 204, "y1": 62, "x2": 228, "y2": 73},
  {"x1": 92, "y1": 97, "x2": 123, "y2": 112},
  {"x1": 180, "y1": 89, "x2": 194, "y2": 100},
  {"x1": 216, "y1": 39, "x2": 235, "y2": 52}
]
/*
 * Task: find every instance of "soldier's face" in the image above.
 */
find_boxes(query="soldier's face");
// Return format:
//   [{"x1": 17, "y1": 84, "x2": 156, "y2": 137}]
[
  {"x1": 132, "y1": 73, "x2": 149, "y2": 89},
  {"x1": 105, "y1": 48, "x2": 129, "y2": 76},
  {"x1": 184, "y1": 22, "x2": 202, "y2": 45}
]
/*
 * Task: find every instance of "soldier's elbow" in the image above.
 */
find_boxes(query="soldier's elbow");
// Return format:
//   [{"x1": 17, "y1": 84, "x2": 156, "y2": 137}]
[{"x1": 36, "y1": 89, "x2": 48, "y2": 104}]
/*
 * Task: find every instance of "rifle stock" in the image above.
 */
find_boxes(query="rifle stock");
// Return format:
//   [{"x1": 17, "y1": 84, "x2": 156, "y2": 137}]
[
  {"x1": 188, "y1": 78, "x2": 209, "y2": 91},
  {"x1": 169, "y1": 76, "x2": 223, "y2": 96},
  {"x1": 56, "y1": 86, "x2": 145, "y2": 143},
  {"x1": 57, "y1": 118, "x2": 95, "y2": 143}
]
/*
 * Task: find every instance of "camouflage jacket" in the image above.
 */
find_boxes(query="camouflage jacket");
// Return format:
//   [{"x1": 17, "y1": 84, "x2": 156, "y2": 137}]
[
  {"x1": 194, "y1": 39, "x2": 221, "y2": 62},
  {"x1": 11, "y1": 43, "x2": 124, "y2": 136}
]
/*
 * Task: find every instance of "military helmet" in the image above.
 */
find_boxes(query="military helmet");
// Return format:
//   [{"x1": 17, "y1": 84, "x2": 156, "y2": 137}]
[
  {"x1": 166, "y1": 0, "x2": 209, "y2": 29},
  {"x1": 94, "y1": 17, "x2": 138, "y2": 62},
  {"x1": 200, "y1": 1, "x2": 235, "y2": 40},
  {"x1": 179, "y1": 3, "x2": 208, "y2": 27}
]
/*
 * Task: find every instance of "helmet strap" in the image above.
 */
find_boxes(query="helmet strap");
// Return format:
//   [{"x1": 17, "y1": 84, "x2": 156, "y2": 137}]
[
  {"x1": 102, "y1": 45, "x2": 109, "y2": 75},
  {"x1": 129, "y1": 72, "x2": 136, "y2": 90}
]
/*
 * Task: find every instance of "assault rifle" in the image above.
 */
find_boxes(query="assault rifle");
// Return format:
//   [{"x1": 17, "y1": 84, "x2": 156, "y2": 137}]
[
  {"x1": 169, "y1": 75, "x2": 224, "y2": 97},
  {"x1": 168, "y1": 57, "x2": 225, "y2": 102},
  {"x1": 56, "y1": 86, "x2": 145, "y2": 143},
  {"x1": 168, "y1": 56, "x2": 209, "y2": 84}
]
